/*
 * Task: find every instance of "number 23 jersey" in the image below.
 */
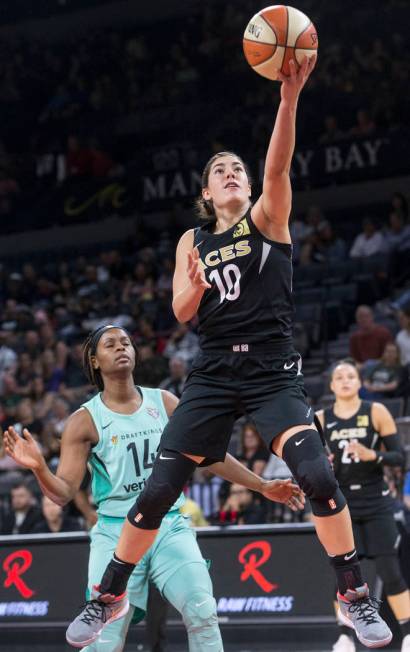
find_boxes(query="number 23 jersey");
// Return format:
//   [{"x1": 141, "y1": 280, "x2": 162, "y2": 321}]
[
  {"x1": 194, "y1": 211, "x2": 294, "y2": 349},
  {"x1": 82, "y1": 387, "x2": 185, "y2": 517}
]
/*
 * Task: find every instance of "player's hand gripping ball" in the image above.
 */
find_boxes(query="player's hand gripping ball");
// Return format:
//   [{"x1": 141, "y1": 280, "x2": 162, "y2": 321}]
[{"x1": 243, "y1": 5, "x2": 318, "y2": 80}]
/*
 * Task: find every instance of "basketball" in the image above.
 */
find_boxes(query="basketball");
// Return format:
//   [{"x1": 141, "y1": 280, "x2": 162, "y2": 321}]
[{"x1": 243, "y1": 5, "x2": 318, "y2": 81}]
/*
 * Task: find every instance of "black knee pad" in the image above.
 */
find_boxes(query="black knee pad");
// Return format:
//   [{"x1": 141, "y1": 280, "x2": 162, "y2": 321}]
[
  {"x1": 127, "y1": 450, "x2": 197, "y2": 530},
  {"x1": 375, "y1": 554, "x2": 407, "y2": 596},
  {"x1": 282, "y1": 429, "x2": 346, "y2": 517}
]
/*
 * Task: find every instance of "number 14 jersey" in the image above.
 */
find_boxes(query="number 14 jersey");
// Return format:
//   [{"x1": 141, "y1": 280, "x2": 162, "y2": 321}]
[
  {"x1": 83, "y1": 387, "x2": 185, "y2": 517},
  {"x1": 194, "y1": 211, "x2": 294, "y2": 350}
]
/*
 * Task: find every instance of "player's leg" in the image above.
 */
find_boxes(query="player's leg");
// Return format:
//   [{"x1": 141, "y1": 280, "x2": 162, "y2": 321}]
[
  {"x1": 248, "y1": 377, "x2": 392, "y2": 648},
  {"x1": 66, "y1": 517, "x2": 148, "y2": 649},
  {"x1": 150, "y1": 513, "x2": 223, "y2": 651},
  {"x1": 368, "y1": 513, "x2": 410, "y2": 651}
]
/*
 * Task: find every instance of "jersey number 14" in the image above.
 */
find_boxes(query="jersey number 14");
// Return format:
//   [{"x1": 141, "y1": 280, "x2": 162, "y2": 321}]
[{"x1": 127, "y1": 440, "x2": 156, "y2": 476}]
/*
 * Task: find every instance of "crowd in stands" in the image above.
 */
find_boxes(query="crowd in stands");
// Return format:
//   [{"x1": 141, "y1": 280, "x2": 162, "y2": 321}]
[
  {"x1": 0, "y1": 0, "x2": 409, "y2": 210},
  {"x1": 0, "y1": 0, "x2": 409, "y2": 532},
  {"x1": 0, "y1": 201, "x2": 409, "y2": 532}
]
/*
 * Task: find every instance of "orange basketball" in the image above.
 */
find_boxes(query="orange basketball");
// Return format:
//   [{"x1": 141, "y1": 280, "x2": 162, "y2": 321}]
[{"x1": 243, "y1": 5, "x2": 318, "y2": 81}]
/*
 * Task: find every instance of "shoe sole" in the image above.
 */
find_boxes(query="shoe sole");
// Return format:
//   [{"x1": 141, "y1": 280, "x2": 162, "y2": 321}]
[
  {"x1": 65, "y1": 599, "x2": 130, "y2": 648},
  {"x1": 338, "y1": 609, "x2": 393, "y2": 648}
]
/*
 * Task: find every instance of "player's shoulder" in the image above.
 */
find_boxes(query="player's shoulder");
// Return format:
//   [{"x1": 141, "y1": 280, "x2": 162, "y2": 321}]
[
  {"x1": 370, "y1": 401, "x2": 394, "y2": 427},
  {"x1": 64, "y1": 407, "x2": 96, "y2": 441},
  {"x1": 178, "y1": 228, "x2": 196, "y2": 247},
  {"x1": 160, "y1": 389, "x2": 179, "y2": 417}
]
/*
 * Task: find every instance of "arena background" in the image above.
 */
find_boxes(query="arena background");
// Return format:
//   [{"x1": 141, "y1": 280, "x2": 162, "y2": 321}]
[{"x1": 0, "y1": 0, "x2": 409, "y2": 650}]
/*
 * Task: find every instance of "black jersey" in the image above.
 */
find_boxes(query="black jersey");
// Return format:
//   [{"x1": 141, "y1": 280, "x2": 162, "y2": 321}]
[
  {"x1": 194, "y1": 211, "x2": 294, "y2": 350},
  {"x1": 324, "y1": 401, "x2": 386, "y2": 493}
]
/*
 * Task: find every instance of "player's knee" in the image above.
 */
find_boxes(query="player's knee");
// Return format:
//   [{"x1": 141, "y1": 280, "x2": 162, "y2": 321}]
[
  {"x1": 181, "y1": 590, "x2": 219, "y2": 634},
  {"x1": 283, "y1": 429, "x2": 338, "y2": 499},
  {"x1": 127, "y1": 450, "x2": 197, "y2": 530},
  {"x1": 376, "y1": 555, "x2": 407, "y2": 595}
]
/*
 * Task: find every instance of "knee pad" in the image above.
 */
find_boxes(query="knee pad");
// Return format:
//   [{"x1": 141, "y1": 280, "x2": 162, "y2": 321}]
[
  {"x1": 283, "y1": 429, "x2": 346, "y2": 517},
  {"x1": 127, "y1": 450, "x2": 197, "y2": 530},
  {"x1": 181, "y1": 590, "x2": 218, "y2": 632},
  {"x1": 375, "y1": 555, "x2": 407, "y2": 596}
]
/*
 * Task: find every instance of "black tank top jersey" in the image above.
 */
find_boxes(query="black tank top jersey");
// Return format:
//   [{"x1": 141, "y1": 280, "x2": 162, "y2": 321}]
[
  {"x1": 323, "y1": 401, "x2": 384, "y2": 492},
  {"x1": 193, "y1": 211, "x2": 294, "y2": 350}
]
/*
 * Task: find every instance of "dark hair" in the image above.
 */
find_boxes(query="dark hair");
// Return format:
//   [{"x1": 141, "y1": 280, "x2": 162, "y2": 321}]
[
  {"x1": 82, "y1": 325, "x2": 137, "y2": 391},
  {"x1": 195, "y1": 151, "x2": 253, "y2": 222},
  {"x1": 329, "y1": 357, "x2": 360, "y2": 379},
  {"x1": 239, "y1": 421, "x2": 264, "y2": 455}
]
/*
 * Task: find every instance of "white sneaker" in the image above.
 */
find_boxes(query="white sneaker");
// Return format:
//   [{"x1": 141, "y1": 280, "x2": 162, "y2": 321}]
[
  {"x1": 402, "y1": 634, "x2": 410, "y2": 652},
  {"x1": 332, "y1": 633, "x2": 356, "y2": 652}
]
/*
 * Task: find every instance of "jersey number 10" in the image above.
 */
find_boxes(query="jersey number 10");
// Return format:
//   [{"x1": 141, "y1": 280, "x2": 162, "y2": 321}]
[{"x1": 209, "y1": 264, "x2": 241, "y2": 303}]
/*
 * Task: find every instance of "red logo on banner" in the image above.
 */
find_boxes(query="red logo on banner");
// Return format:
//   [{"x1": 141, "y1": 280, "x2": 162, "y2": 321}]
[
  {"x1": 238, "y1": 540, "x2": 278, "y2": 593},
  {"x1": 3, "y1": 550, "x2": 35, "y2": 598}
]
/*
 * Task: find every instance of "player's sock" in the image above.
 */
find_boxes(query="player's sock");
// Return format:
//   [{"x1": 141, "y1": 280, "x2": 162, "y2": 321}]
[
  {"x1": 399, "y1": 618, "x2": 410, "y2": 637},
  {"x1": 329, "y1": 549, "x2": 364, "y2": 595},
  {"x1": 99, "y1": 554, "x2": 135, "y2": 596}
]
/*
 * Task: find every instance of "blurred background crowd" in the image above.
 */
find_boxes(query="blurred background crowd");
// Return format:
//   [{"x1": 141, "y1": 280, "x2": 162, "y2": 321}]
[{"x1": 0, "y1": 0, "x2": 409, "y2": 538}]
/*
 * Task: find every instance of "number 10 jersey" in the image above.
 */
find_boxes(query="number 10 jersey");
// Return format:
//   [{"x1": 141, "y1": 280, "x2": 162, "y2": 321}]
[
  {"x1": 194, "y1": 211, "x2": 294, "y2": 350},
  {"x1": 83, "y1": 387, "x2": 185, "y2": 517}
]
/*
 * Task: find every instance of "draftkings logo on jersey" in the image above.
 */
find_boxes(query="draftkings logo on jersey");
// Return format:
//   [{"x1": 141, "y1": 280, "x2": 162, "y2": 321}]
[
  {"x1": 111, "y1": 435, "x2": 118, "y2": 445},
  {"x1": 233, "y1": 217, "x2": 250, "y2": 238},
  {"x1": 357, "y1": 415, "x2": 369, "y2": 427}
]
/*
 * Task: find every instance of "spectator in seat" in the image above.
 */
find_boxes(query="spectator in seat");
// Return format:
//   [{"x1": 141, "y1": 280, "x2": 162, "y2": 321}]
[
  {"x1": 159, "y1": 355, "x2": 187, "y2": 398},
  {"x1": 350, "y1": 305, "x2": 392, "y2": 364},
  {"x1": 33, "y1": 495, "x2": 82, "y2": 533},
  {"x1": 362, "y1": 342, "x2": 407, "y2": 399},
  {"x1": 396, "y1": 303, "x2": 410, "y2": 365},
  {"x1": 163, "y1": 322, "x2": 199, "y2": 366},
  {"x1": 350, "y1": 217, "x2": 386, "y2": 258},
  {"x1": 210, "y1": 483, "x2": 266, "y2": 526},
  {"x1": 237, "y1": 422, "x2": 270, "y2": 477},
  {"x1": 0, "y1": 482, "x2": 42, "y2": 535}
]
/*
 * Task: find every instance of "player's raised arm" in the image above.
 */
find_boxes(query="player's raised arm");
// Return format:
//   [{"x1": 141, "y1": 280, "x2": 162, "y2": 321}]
[
  {"x1": 3, "y1": 408, "x2": 94, "y2": 506},
  {"x1": 172, "y1": 229, "x2": 211, "y2": 323},
  {"x1": 252, "y1": 55, "x2": 316, "y2": 238}
]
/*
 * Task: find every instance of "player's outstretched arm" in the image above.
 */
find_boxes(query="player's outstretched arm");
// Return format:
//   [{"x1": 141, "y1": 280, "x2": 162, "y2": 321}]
[
  {"x1": 252, "y1": 55, "x2": 316, "y2": 237},
  {"x1": 172, "y1": 229, "x2": 211, "y2": 323},
  {"x1": 3, "y1": 409, "x2": 93, "y2": 506},
  {"x1": 208, "y1": 454, "x2": 305, "y2": 511}
]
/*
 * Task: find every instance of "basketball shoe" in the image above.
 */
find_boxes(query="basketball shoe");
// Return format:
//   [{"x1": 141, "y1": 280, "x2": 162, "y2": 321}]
[
  {"x1": 332, "y1": 633, "x2": 356, "y2": 651},
  {"x1": 66, "y1": 586, "x2": 129, "y2": 648},
  {"x1": 337, "y1": 584, "x2": 392, "y2": 648}
]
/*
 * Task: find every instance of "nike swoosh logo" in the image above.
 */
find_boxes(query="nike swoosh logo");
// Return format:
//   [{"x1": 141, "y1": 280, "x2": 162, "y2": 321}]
[
  {"x1": 99, "y1": 639, "x2": 112, "y2": 644},
  {"x1": 295, "y1": 438, "x2": 306, "y2": 446},
  {"x1": 284, "y1": 362, "x2": 295, "y2": 370},
  {"x1": 159, "y1": 452, "x2": 175, "y2": 460},
  {"x1": 344, "y1": 551, "x2": 356, "y2": 561},
  {"x1": 327, "y1": 422, "x2": 337, "y2": 429},
  {"x1": 195, "y1": 599, "x2": 209, "y2": 608},
  {"x1": 102, "y1": 422, "x2": 113, "y2": 430},
  {"x1": 382, "y1": 489, "x2": 390, "y2": 496}
]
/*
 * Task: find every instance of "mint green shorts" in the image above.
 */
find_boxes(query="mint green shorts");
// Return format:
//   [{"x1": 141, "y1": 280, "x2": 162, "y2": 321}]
[{"x1": 88, "y1": 510, "x2": 207, "y2": 621}]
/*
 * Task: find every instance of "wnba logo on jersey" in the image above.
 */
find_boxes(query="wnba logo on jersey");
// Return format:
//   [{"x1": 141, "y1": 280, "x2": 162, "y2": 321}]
[
  {"x1": 146, "y1": 407, "x2": 160, "y2": 419},
  {"x1": 233, "y1": 218, "x2": 250, "y2": 238}
]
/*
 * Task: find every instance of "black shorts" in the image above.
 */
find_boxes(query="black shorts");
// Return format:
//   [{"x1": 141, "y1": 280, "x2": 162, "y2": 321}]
[
  {"x1": 351, "y1": 511, "x2": 401, "y2": 558},
  {"x1": 160, "y1": 345, "x2": 313, "y2": 462}
]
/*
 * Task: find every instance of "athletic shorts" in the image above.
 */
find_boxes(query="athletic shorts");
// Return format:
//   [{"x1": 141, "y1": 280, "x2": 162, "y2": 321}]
[
  {"x1": 160, "y1": 346, "x2": 313, "y2": 461},
  {"x1": 88, "y1": 510, "x2": 208, "y2": 620},
  {"x1": 351, "y1": 511, "x2": 401, "y2": 558}
]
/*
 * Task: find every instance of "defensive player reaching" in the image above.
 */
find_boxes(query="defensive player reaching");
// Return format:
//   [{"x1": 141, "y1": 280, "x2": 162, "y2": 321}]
[{"x1": 4, "y1": 325, "x2": 304, "y2": 651}]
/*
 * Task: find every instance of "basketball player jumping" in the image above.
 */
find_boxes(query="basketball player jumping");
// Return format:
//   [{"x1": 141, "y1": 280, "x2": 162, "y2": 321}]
[
  {"x1": 4, "y1": 325, "x2": 304, "y2": 651},
  {"x1": 317, "y1": 360, "x2": 410, "y2": 652},
  {"x1": 64, "y1": 56, "x2": 392, "y2": 648}
]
